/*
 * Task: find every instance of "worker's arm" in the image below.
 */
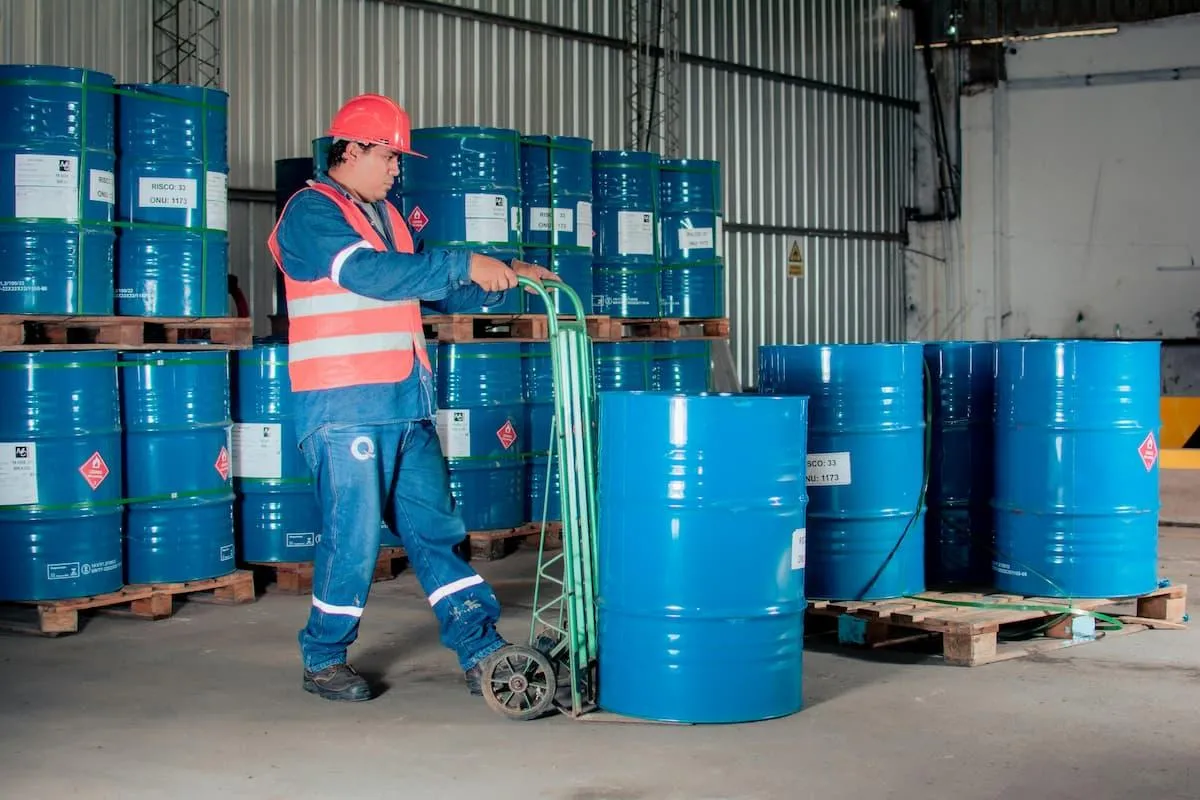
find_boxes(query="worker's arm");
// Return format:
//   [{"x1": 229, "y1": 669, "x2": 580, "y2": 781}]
[
  {"x1": 422, "y1": 282, "x2": 505, "y2": 314},
  {"x1": 275, "y1": 191, "x2": 492, "y2": 303}
]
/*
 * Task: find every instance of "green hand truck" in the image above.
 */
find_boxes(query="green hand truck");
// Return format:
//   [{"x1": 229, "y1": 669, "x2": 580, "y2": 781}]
[{"x1": 476, "y1": 276, "x2": 601, "y2": 721}]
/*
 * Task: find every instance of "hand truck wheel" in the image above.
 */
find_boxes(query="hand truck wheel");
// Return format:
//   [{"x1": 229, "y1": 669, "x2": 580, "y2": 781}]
[{"x1": 480, "y1": 645, "x2": 558, "y2": 721}]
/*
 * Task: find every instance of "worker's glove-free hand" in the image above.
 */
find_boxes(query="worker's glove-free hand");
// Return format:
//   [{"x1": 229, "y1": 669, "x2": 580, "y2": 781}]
[
  {"x1": 468, "y1": 253, "x2": 519, "y2": 293},
  {"x1": 511, "y1": 260, "x2": 563, "y2": 294}
]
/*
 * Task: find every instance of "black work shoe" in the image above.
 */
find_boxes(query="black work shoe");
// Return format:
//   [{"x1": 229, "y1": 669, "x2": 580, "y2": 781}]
[{"x1": 303, "y1": 664, "x2": 372, "y2": 702}]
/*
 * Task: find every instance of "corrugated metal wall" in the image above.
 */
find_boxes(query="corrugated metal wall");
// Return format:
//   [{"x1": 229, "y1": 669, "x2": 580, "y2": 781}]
[{"x1": 0, "y1": 0, "x2": 916, "y2": 386}]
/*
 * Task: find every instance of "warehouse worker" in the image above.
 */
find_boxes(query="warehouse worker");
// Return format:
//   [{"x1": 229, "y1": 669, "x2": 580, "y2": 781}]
[{"x1": 267, "y1": 93, "x2": 557, "y2": 702}]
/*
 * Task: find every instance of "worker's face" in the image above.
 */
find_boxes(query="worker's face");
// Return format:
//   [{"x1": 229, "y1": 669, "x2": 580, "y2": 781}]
[{"x1": 348, "y1": 142, "x2": 400, "y2": 202}]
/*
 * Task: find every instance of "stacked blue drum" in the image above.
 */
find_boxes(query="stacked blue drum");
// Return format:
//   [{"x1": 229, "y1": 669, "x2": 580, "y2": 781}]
[
  {"x1": 0, "y1": 352, "x2": 124, "y2": 600},
  {"x1": 649, "y1": 340, "x2": 711, "y2": 393},
  {"x1": 0, "y1": 65, "x2": 117, "y2": 314},
  {"x1": 593, "y1": 341, "x2": 651, "y2": 391},
  {"x1": 436, "y1": 342, "x2": 526, "y2": 530},
  {"x1": 658, "y1": 159, "x2": 724, "y2": 319},
  {"x1": 758, "y1": 344, "x2": 926, "y2": 600},
  {"x1": 521, "y1": 343, "x2": 560, "y2": 522},
  {"x1": 520, "y1": 135, "x2": 594, "y2": 314},
  {"x1": 232, "y1": 340, "x2": 320, "y2": 563},
  {"x1": 993, "y1": 339, "x2": 1160, "y2": 598},
  {"x1": 591, "y1": 150, "x2": 660, "y2": 317},
  {"x1": 312, "y1": 135, "x2": 331, "y2": 181},
  {"x1": 400, "y1": 126, "x2": 522, "y2": 314},
  {"x1": 597, "y1": 392, "x2": 809, "y2": 723},
  {"x1": 120, "y1": 351, "x2": 236, "y2": 583},
  {"x1": 924, "y1": 342, "x2": 995, "y2": 586},
  {"x1": 115, "y1": 83, "x2": 229, "y2": 317}
]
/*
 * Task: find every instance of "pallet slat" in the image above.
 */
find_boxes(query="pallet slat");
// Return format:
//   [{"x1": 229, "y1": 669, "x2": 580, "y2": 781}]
[
  {"x1": 808, "y1": 584, "x2": 1188, "y2": 666},
  {"x1": 0, "y1": 570, "x2": 257, "y2": 636},
  {"x1": 249, "y1": 547, "x2": 407, "y2": 595},
  {"x1": 0, "y1": 314, "x2": 252, "y2": 350}
]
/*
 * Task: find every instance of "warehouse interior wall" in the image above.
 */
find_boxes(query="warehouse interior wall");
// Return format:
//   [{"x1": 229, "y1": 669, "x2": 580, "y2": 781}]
[
  {"x1": 0, "y1": 0, "x2": 917, "y2": 387},
  {"x1": 906, "y1": 13, "x2": 1200, "y2": 342}
]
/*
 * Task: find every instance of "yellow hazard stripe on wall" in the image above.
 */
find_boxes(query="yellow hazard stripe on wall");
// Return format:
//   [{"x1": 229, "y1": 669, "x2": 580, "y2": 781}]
[{"x1": 1160, "y1": 397, "x2": 1200, "y2": 449}]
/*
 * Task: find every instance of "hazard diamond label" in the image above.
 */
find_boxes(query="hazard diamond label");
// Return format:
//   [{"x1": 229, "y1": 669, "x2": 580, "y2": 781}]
[
  {"x1": 1138, "y1": 431, "x2": 1159, "y2": 471},
  {"x1": 496, "y1": 420, "x2": 518, "y2": 450},
  {"x1": 215, "y1": 446, "x2": 231, "y2": 480},
  {"x1": 407, "y1": 206, "x2": 429, "y2": 232},
  {"x1": 78, "y1": 452, "x2": 110, "y2": 491}
]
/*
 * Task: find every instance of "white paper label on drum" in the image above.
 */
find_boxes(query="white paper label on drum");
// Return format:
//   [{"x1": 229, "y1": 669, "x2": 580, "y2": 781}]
[
  {"x1": 0, "y1": 442, "x2": 38, "y2": 505},
  {"x1": 139, "y1": 177, "x2": 198, "y2": 210},
  {"x1": 806, "y1": 451, "x2": 851, "y2": 486},
  {"x1": 576, "y1": 201, "x2": 593, "y2": 246},
  {"x1": 715, "y1": 216, "x2": 724, "y2": 258},
  {"x1": 14, "y1": 154, "x2": 79, "y2": 219},
  {"x1": 791, "y1": 528, "x2": 806, "y2": 570},
  {"x1": 206, "y1": 171, "x2": 228, "y2": 231},
  {"x1": 617, "y1": 210, "x2": 655, "y2": 255},
  {"x1": 436, "y1": 409, "x2": 471, "y2": 458},
  {"x1": 529, "y1": 207, "x2": 575, "y2": 234},
  {"x1": 232, "y1": 423, "x2": 282, "y2": 479},
  {"x1": 678, "y1": 227, "x2": 714, "y2": 251},
  {"x1": 465, "y1": 193, "x2": 508, "y2": 242},
  {"x1": 89, "y1": 169, "x2": 115, "y2": 204}
]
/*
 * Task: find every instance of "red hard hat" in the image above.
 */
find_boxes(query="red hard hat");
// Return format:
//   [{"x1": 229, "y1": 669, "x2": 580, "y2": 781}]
[{"x1": 327, "y1": 93, "x2": 424, "y2": 157}]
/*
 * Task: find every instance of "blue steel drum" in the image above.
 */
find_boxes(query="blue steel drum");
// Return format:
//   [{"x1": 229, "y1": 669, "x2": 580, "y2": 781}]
[
  {"x1": 0, "y1": 65, "x2": 116, "y2": 314},
  {"x1": 0, "y1": 352, "x2": 123, "y2": 600},
  {"x1": 649, "y1": 340, "x2": 711, "y2": 393},
  {"x1": 597, "y1": 392, "x2": 809, "y2": 723},
  {"x1": 436, "y1": 342, "x2": 526, "y2": 530},
  {"x1": 401, "y1": 126, "x2": 522, "y2": 314},
  {"x1": 274, "y1": 157, "x2": 312, "y2": 212},
  {"x1": 924, "y1": 342, "x2": 995, "y2": 586},
  {"x1": 758, "y1": 343, "x2": 926, "y2": 600},
  {"x1": 659, "y1": 159, "x2": 724, "y2": 319},
  {"x1": 520, "y1": 135, "x2": 594, "y2": 314},
  {"x1": 115, "y1": 83, "x2": 229, "y2": 317},
  {"x1": 120, "y1": 351, "x2": 235, "y2": 583},
  {"x1": 232, "y1": 340, "x2": 320, "y2": 563},
  {"x1": 521, "y1": 342, "x2": 560, "y2": 523},
  {"x1": 312, "y1": 135, "x2": 331, "y2": 180},
  {"x1": 593, "y1": 341, "x2": 651, "y2": 391},
  {"x1": 592, "y1": 150, "x2": 660, "y2": 318},
  {"x1": 994, "y1": 339, "x2": 1160, "y2": 598}
]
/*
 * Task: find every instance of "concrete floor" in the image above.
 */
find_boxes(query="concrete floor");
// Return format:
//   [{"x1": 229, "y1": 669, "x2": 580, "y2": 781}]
[{"x1": 3, "y1": 507, "x2": 1200, "y2": 799}]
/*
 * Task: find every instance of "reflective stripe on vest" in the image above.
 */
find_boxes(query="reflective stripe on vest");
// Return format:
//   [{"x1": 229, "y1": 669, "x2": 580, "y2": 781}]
[{"x1": 266, "y1": 181, "x2": 432, "y2": 392}]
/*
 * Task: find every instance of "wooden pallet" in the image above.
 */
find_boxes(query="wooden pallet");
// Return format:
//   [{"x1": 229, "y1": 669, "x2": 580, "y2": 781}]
[
  {"x1": 422, "y1": 313, "x2": 612, "y2": 343},
  {"x1": 0, "y1": 570, "x2": 257, "y2": 636},
  {"x1": 469, "y1": 521, "x2": 563, "y2": 561},
  {"x1": 250, "y1": 547, "x2": 408, "y2": 595},
  {"x1": 591, "y1": 316, "x2": 730, "y2": 341},
  {"x1": 0, "y1": 313, "x2": 253, "y2": 350},
  {"x1": 806, "y1": 583, "x2": 1188, "y2": 666}
]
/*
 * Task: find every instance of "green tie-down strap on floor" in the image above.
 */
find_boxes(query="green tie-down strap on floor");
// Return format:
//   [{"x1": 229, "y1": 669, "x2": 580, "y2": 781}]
[{"x1": 517, "y1": 275, "x2": 600, "y2": 717}]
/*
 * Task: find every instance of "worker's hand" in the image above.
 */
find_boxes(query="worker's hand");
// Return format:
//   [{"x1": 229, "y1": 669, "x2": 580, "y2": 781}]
[
  {"x1": 468, "y1": 253, "x2": 519, "y2": 293},
  {"x1": 511, "y1": 260, "x2": 562, "y2": 294}
]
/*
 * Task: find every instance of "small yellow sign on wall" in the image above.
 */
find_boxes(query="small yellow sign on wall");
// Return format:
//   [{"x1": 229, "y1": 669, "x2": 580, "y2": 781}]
[{"x1": 787, "y1": 239, "x2": 804, "y2": 278}]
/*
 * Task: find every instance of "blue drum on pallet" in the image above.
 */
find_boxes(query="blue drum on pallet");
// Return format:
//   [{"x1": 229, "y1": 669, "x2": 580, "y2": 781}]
[
  {"x1": 0, "y1": 65, "x2": 116, "y2": 315},
  {"x1": 436, "y1": 342, "x2": 526, "y2": 531},
  {"x1": 520, "y1": 135, "x2": 594, "y2": 315},
  {"x1": 758, "y1": 343, "x2": 926, "y2": 600},
  {"x1": 598, "y1": 392, "x2": 809, "y2": 723},
  {"x1": 592, "y1": 150, "x2": 660, "y2": 318},
  {"x1": 115, "y1": 83, "x2": 229, "y2": 317},
  {"x1": 924, "y1": 341, "x2": 995, "y2": 586},
  {"x1": 649, "y1": 340, "x2": 711, "y2": 393},
  {"x1": 400, "y1": 127, "x2": 522, "y2": 314},
  {"x1": 232, "y1": 340, "x2": 320, "y2": 563},
  {"x1": 121, "y1": 351, "x2": 236, "y2": 583},
  {"x1": 275, "y1": 157, "x2": 312, "y2": 210},
  {"x1": 312, "y1": 136, "x2": 331, "y2": 180},
  {"x1": 659, "y1": 159, "x2": 724, "y2": 319},
  {"x1": 0, "y1": 352, "x2": 124, "y2": 600},
  {"x1": 593, "y1": 341, "x2": 651, "y2": 391},
  {"x1": 521, "y1": 342, "x2": 560, "y2": 523},
  {"x1": 994, "y1": 339, "x2": 1160, "y2": 598}
]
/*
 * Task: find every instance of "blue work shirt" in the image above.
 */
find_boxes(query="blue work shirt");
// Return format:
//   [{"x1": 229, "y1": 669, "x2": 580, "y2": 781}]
[{"x1": 274, "y1": 174, "x2": 506, "y2": 443}]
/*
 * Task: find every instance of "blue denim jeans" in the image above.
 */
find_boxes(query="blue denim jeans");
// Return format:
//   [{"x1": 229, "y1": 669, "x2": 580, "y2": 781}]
[{"x1": 297, "y1": 419, "x2": 505, "y2": 673}]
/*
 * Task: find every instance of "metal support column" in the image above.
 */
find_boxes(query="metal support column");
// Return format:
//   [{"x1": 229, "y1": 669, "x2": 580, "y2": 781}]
[{"x1": 625, "y1": 0, "x2": 682, "y2": 156}]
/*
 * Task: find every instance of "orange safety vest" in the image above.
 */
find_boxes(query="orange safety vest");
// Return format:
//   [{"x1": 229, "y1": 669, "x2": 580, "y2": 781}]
[{"x1": 267, "y1": 182, "x2": 432, "y2": 392}]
